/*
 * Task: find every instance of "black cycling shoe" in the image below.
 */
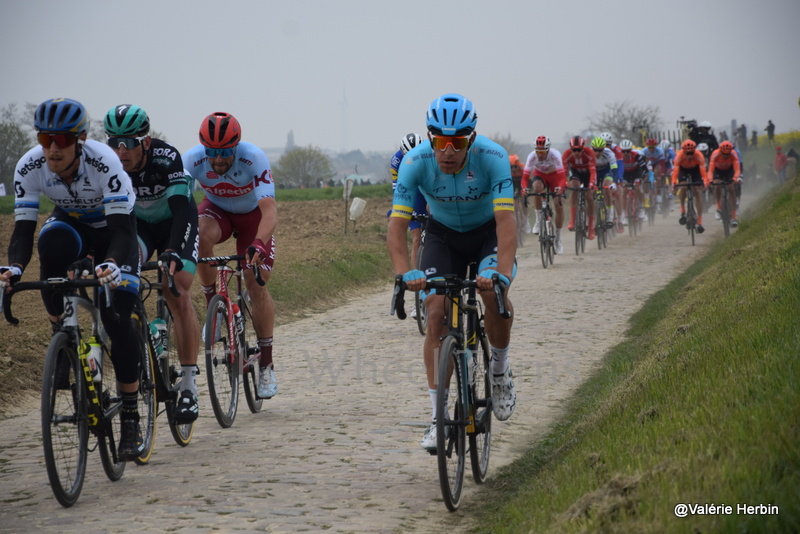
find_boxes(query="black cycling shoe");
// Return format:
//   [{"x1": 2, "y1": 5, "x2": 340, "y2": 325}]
[
  {"x1": 173, "y1": 390, "x2": 199, "y2": 423},
  {"x1": 679, "y1": 215, "x2": 687, "y2": 226},
  {"x1": 696, "y1": 225, "x2": 705, "y2": 234},
  {"x1": 118, "y1": 415, "x2": 144, "y2": 461}
]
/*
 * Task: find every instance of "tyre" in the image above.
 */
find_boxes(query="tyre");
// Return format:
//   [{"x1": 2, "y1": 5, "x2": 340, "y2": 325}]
[
  {"x1": 239, "y1": 291, "x2": 263, "y2": 414},
  {"x1": 688, "y1": 201, "x2": 696, "y2": 246},
  {"x1": 539, "y1": 231, "x2": 548, "y2": 269},
  {"x1": 597, "y1": 206, "x2": 605, "y2": 250},
  {"x1": 205, "y1": 294, "x2": 239, "y2": 428},
  {"x1": 163, "y1": 313, "x2": 193, "y2": 447},
  {"x1": 469, "y1": 335, "x2": 492, "y2": 484},
  {"x1": 721, "y1": 193, "x2": 730, "y2": 238},
  {"x1": 95, "y1": 337, "x2": 125, "y2": 481},
  {"x1": 579, "y1": 205, "x2": 587, "y2": 254},
  {"x1": 437, "y1": 335, "x2": 466, "y2": 512},
  {"x1": 41, "y1": 332, "x2": 88, "y2": 507},
  {"x1": 131, "y1": 312, "x2": 157, "y2": 466},
  {"x1": 574, "y1": 206, "x2": 583, "y2": 257},
  {"x1": 546, "y1": 219, "x2": 555, "y2": 265},
  {"x1": 414, "y1": 243, "x2": 427, "y2": 336}
]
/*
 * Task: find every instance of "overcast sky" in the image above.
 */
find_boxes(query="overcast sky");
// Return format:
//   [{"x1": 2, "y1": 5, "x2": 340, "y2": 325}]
[{"x1": 2, "y1": 0, "x2": 799, "y2": 156}]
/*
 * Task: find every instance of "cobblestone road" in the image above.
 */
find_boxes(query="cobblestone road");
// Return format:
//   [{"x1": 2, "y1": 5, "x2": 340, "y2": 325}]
[{"x1": 0, "y1": 206, "x2": 730, "y2": 533}]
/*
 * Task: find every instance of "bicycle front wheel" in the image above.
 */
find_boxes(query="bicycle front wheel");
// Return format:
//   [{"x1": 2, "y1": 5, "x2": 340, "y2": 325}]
[
  {"x1": 721, "y1": 192, "x2": 731, "y2": 238},
  {"x1": 469, "y1": 335, "x2": 492, "y2": 484},
  {"x1": 131, "y1": 312, "x2": 157, "y2": 465},
  {"x1": 96, "y1": 338, "x2": 125, "y2": 481},
  {"x1": 239, "y1": 290, "x2": 263, "y2": 414},
  {"x1": 205, "y1": 294, "x2": 239, "y2": 428},
  {"x1": 437, "y1": 335, "x2": 466, "y2": 512},
  {"x1": 163, "y1": 313, "x2": 193, "y2": 446},
  {"x1": 41, "y1": 332, "x2": 88, "y2": 508}
]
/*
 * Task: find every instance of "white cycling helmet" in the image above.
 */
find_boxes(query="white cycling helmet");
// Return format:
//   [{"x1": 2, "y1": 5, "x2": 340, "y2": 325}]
[
  {"x1": 697, "y1": 142, "x2": 709, "y2": 152},
  {"x1": 660, "y1": 139, "x2": 672, "y2": 151},
  {"x1": 600, "y1": 132, "x2": 613, "y2": 144},
  {"x1": 400, "y1": 133, "x2": 423, "y2": 154},
  {"x1": 699, "y1": 121, "x2": 712, "y2": 129},
  {"x1": 619, "y1": 139, "x2": 634, "y2": 150}
]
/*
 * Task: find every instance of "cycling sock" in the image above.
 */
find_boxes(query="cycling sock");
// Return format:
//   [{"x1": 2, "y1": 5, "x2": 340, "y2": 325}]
[
  {"x1": 201, "y1": 284, "x2": 216, "y2": 306},
  {"x1": 180, "y1": 365, "x2": 198, "y2": 395},
  {"x1": 121, "y1": 391, "x2": 138, "y2": 419},
  {"x1": 258, "y1": 337, "x2": 274, "y2": 368},
  {"x1": 429, "y1": 388, "x2": 437, "y2": 421},
  {"x1": 490, "y1": 346, "x2": 509, "y2": 376}
]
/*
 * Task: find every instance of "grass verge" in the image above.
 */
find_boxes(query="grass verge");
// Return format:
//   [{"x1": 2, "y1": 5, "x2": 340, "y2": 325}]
[{"x1": 471, "y1": 178, "x2": 800, "y2": 533}]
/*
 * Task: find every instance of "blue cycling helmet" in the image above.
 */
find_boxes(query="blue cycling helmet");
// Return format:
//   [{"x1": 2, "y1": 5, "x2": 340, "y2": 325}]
[
  {"x1": 426, "y1": 93, "x2": 477, "y2": 136},
  {"x1": 34, "y1": 98, "x2": 88, "y2": 133}
]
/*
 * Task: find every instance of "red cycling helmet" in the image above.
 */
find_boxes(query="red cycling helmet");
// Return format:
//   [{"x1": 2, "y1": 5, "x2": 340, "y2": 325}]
[
  {"x1": 681, "y1": 139, "x2": 697, "y2": 151},
  {"x1": 199, "y1": 112, "x2": 241, "y2": 148},
  {"x1": 646, "y1": 138, "x2": 658, "y2": 147},
  {"x1": 569, "y1": 135, "x2": 585, "y2": 149},
  {"x1": 719, "y1": 140, "x2": 734, "y2": 154},
  {"x1": 535, "y1": 135, "x2": 551, "y2": 151}
]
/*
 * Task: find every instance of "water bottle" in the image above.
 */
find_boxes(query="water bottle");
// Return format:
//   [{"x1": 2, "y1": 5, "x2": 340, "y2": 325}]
[
  {"x1": 87, "y1": 337, "x2": 102, "y2": 383},
  {"x1": 150, "y1": 318, "x2": 167, "y2": 357},
  {"x1": 232, "y1": 304, "x2": 244, "y2": 336}
]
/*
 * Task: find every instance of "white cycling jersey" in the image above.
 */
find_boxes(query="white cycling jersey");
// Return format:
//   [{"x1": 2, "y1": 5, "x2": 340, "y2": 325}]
[
  {"x1": 14, "y1": 140, "x2": 135, "y2": 228},
  {"x1": 523, "y1": 148, "x2": 564, "y2": 175}
]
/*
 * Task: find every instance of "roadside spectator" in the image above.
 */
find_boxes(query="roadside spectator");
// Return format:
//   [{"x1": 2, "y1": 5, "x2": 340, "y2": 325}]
[
  {"x1": 765, "y1": 120, "x2": 775, "y2": 145},
  {"x1": 751, "y1": 131, "x2": 758, "y2": 149},
  {"x1": 775, "y1": 147, "x2": 788, "y2": 184}
]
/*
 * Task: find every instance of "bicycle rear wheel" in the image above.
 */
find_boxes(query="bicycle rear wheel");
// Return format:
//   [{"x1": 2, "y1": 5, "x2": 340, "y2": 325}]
[
  {"x1": 41, "y1": 332, "x2": 88, "y2": 508},
  {"x1": 205, "y1": 294, "x2": 239, "y2": 428},
  {"x1": 239, "y1": 290, "x2": 263, "y2": 414},
  {"x1": 546, "y1": 219, "x2": 555, "y2": 266},
  {"x1": 96, "y1": 339, "x2": 125, "y2": 481},
  {"x1": 163, "y1": 313, "x2": 193, "y2": 446},
  {"x1": 131, "y1": 312, "x2": 157, "y2": 465},
  {"x1": 687, "y1": 201, "x2": 696, "y2": 246},
  {"x1": 469, "y1": 335, "x2": 492, "y2": 484},
  {"x1": 436, "y1": 335, "x2": 466, "y2": 512}
]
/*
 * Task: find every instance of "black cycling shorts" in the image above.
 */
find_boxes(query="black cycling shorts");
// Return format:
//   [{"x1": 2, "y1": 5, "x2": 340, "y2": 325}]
[{"x1": 420, "y1": 217, "x2": 499, "y2": 280}]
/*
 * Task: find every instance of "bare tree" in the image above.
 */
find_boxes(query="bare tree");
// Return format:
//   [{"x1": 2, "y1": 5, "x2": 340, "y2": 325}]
[
  {"x1": 0, "y1": 103, "x2": 35, "y2": 191},
  {"x1": 488, "y1": 132, "x2": 528, "y2": 159},
  {"x1": 587, "y1": 101, "x2": 664, "y2": 145},
  {"x1": 274, "y1": 145, "x2": 336, "y2": 188}
]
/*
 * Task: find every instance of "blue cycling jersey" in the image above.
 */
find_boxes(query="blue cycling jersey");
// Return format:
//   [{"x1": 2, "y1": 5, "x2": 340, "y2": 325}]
[{"x1": 391, "y1": 135, "x2": 514, "y2": 232}]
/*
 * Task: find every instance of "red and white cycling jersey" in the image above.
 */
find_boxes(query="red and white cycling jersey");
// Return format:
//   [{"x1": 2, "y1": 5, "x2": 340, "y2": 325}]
[{"x1": 521, "y1": 148, "x2": 566, "y2": 189}]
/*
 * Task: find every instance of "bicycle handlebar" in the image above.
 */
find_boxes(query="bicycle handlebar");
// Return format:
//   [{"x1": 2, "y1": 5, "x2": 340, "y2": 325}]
[
  {"x1": 141, "y1": 261, "x2": 181, "y2": 297},
  {"x1": 2, "y1": 278, "x2": 111, "y2": 326},
  {"x1": 391, "y1": 273, "x2": 511, "y2": 321},
  {"x1": 198, "y1": 253, "x2": 264, "y2": 286}
]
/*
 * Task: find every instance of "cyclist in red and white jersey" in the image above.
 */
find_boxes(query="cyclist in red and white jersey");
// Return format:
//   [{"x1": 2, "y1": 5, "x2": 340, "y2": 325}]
[
  {"x1": 183, "y1": 112, "x2": 279, "y2": 399},
  {"x1": 522, "y1": 136, "x2": 567, "y2": 254},
  {"x1": 563, "y1": 136, "x2": 598, "y2": 240}
]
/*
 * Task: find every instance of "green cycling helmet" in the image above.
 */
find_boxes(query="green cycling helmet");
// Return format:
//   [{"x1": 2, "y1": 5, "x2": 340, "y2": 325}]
[
  {"x1": 590, "y1": 136, "x2": 606, "y2": 149},
  {"x1": 104, "y1": 104, "x2": 150, "y2": 137}
]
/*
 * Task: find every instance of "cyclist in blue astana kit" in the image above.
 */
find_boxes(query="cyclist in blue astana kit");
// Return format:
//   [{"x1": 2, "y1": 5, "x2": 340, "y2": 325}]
[
  {"x1": 387, "y1": 93, "x2": 517, "y2": 451},
  {"x1": 0, "y1": 98, "x2": 145, "y2": 461},
  {"x1": 183, "y1": 112, "x2": 279, "y2": 399},
  {"x1": 104, "y1": 104, "x2": 202, "y2": 422}
]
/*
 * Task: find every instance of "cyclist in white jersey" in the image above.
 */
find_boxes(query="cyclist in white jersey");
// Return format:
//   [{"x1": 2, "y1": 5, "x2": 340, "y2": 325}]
[
  {"x1": 388, "y1": 93, "x2": 517, "y2": 451},
  {"x1": 1, "y1": 98, "x2": 145, "y2": 461},
  {"x1": 183, "y1": 112, "x2": 279, "y2": 399}
]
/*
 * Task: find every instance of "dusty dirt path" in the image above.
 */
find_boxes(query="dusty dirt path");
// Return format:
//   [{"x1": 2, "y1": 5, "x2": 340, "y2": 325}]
[{"x1": 0, "y1": 201, "x2": 736, "y2": 533}]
